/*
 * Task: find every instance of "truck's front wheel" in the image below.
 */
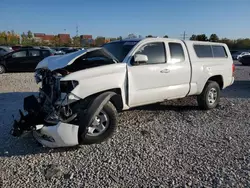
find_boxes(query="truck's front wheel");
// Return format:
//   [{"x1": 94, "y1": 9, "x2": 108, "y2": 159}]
[
  {"x1": 197, "y1": 81, "x2": 220, "y2": 110},
  {"x1": 79, "y1": 101, "x2": 117, "y2": 145}
]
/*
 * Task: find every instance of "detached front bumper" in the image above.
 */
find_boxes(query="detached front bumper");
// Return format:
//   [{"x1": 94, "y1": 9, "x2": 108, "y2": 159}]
[
  {"x1": 33, "y1": 122, "x2": 79, "y2": 148},
  {"x1": 11, "y1": 94, "x2": 80, "y2": 148}
]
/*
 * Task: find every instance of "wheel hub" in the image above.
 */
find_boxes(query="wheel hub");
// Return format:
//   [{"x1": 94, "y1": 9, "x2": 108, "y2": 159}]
[
  {"x1": 208, "y1": 88, "x2": 217, "y2": 104},
  {"x1": 0, "y1": 66, "x2": 3, "y2": 73},
  {"x1": 87, "y1": 110, "x2": 109, "y2": 137}
]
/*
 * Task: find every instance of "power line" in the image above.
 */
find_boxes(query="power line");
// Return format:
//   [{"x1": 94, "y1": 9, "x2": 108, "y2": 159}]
[
  {"x1": 76, "y1": 24, "x2": 79, "y2": 37},
  {"x1": 180, "y1": 31, "x2": 188, "y2": 40}
]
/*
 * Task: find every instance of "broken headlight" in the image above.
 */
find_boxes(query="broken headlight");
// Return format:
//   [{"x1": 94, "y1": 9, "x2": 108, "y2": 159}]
[{"x1": 60, "y1": 80, "x2": 79, "y2": 93}]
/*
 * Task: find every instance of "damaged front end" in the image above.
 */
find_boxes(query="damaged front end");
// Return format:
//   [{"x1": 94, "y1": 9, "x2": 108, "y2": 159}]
[
  {"x1": 11, "y1": 48, "x2": 120, "y2": 148},
  {"x1": 12, "y1": 68, "x2": 81, "y2": 148}
]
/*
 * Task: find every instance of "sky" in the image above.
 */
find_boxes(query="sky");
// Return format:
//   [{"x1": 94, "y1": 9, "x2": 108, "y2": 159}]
[{"x1": 0, "y1": 0, "x2": 249, "y2": 39}]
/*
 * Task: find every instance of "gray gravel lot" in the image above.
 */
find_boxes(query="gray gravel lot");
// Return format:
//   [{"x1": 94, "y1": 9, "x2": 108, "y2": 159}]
[{"x1": 0, "y1": 62, "x2": 250, "y2": 187}]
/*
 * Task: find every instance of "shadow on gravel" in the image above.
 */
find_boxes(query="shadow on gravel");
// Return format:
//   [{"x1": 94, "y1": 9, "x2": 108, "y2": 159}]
[
  {"x1": 135, "y1": 102, "x2": 199, "y2": 112},
  {"x1": 222, "y1": 80, "x2": 250, "y2": 99},
  {"x1": 0, "y1": 92, "x2": 81, "y2": 157}
]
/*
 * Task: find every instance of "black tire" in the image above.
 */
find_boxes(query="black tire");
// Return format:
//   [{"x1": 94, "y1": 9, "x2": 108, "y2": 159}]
[
  {"x1": 197, "y1": 81, "x2": 220, "y2": 110},
  {"x1": 79, "y1": 101, "x2": 117, "y2": 145},
  {"x1": 0, "y1": 64, "x2": 6, "y2": 74}
]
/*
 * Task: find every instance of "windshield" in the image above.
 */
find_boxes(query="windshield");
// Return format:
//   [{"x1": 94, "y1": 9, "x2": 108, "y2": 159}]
[{"x1": 102, "y1": 41, "x2": 139, "y2": 62}]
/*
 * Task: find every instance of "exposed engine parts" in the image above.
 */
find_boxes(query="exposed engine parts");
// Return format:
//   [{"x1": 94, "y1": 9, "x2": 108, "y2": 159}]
[{"x1": 12, "y1": 69, "x2": 78, "y2": 137}]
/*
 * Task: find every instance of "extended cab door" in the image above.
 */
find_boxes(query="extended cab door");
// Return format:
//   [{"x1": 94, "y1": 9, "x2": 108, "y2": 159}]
[{"x1": 127, "y1": 39, "x2": 191, "y2": 107}]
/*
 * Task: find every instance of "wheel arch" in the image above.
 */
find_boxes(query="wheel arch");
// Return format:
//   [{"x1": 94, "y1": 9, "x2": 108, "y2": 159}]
[
  {"x1": 0, "y1": 63, "x2": 6, "y2": 73},
  {"x1": 199, "y1": 75, "x2": 224, "y2": 93},
  {"x1": 207, "y1": 75, "x2": 224, "y2": 89},
  {"x1": 80, "y1": 88, "x2": 124, "y2": 112}
]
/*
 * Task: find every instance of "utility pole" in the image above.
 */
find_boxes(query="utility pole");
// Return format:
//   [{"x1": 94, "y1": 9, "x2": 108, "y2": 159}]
[
  {"x1": 76, "y1": 24, "x2": 79, "y2": 37},
  {"x1": 180, "y1": 31, "x2": 188, "y2": 40}
]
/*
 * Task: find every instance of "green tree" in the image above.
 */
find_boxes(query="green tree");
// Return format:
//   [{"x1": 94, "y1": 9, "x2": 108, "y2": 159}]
[
  {"x1": 219, "y1": 38, "x2": 234, "y2": 49},
  {"x1": 21, "y1": 32, "x2": 28, "y2": 45},
  {"x1": 127, "y1": 33, "x2": 137, "y2": 39},
  {"x1": 146, "y1": 35, "x2": 153, "y2": 38},
  {"x1": 95, "y1": 36, "x2": 105, "y2": 46},
  {"x1": 52, "y1": 36, "x2": 60, "y2": 47},
  {"x1": 0, "y1": 31, "x2": 7, "y2": 45},
  {"x1": 72, "y1": 36, "x2": 81, "y2": 47},
  {"x1": 110, "y1": 38, "x2": 117, "y2": 42},
  {"x1": 190, "y1": 34, "x2": 197, "y2": 40},
  {"x1": 163, "y1": 35, "x2": 168, "y2": 38},
  {"x1": 209, "y1": 34, "x2": 219, "y2": 42},
  {"x1": 27, "y1": 30, "x2": 33, "y2": 39},
  {"x1": 196, "y1": 34, "x2": 208, "y2": 41}
]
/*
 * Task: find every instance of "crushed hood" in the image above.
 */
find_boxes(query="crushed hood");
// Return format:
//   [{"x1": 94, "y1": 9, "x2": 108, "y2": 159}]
[{"x1": 35, "y1": 48, "x2": 103, "y2": 71}]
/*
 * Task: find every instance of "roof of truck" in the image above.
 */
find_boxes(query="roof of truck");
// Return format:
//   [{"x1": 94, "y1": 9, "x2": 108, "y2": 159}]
[{"x1": 110, "y1": 38, "x2": 227, "y2": 46}]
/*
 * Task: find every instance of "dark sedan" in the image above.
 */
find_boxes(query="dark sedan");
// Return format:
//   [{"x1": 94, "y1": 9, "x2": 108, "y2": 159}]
[
  {"x1": 0, "y1": 48, "x2": 53, "y2": 74},
  {"x1": 238, "y1": 55, "x2": 250, "y2": 66}
]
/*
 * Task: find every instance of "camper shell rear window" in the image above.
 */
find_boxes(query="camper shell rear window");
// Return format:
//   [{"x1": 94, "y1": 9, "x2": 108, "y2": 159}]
[{"x1": 194, "y1": 44, "x2": 228, "y2": 58}]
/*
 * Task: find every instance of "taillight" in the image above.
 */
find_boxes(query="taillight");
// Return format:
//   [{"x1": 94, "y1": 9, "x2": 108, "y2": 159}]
[{"x1": 232, "y1": 64, "x2": 235, "y2": 76}]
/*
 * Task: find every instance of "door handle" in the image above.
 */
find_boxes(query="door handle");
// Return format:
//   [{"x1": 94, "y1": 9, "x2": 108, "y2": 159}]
[{"x1": 160, "y1": 69, "x2": 170, "y2": 73}]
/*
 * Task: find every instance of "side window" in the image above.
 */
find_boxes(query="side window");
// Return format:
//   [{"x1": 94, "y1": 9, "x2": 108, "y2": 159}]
[
  {"x1": 212, "y1": 45, "x2": 228, "y2": 58},
  {"x1": 169, "y1": 42, "x2": 185, "y2": 63},
  {"x1": 12, "y1": 51, "x2": 27, "y2": 58},
  {"x1": 29, "y1": 50, "x2": 40, "y2": 57},
  {"x1": 134, "y1": 42, "x2": 166, "y2": 64},
  {"x1": 42, "y1": 50, "x2": 50, "y2": 57},
  {"x1": 194, "y1": 45, "x2": 213, "y2": 58}
]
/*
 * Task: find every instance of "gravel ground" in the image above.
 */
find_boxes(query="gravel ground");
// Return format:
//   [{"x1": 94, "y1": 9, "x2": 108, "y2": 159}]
[{"x1": 0, "y1": 62, "x2": 250, "y2": 187}]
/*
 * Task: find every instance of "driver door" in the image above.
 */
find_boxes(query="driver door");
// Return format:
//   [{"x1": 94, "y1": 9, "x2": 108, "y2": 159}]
[{"x1": 127, "y1": 42, "x2": 171, "y2": 107}]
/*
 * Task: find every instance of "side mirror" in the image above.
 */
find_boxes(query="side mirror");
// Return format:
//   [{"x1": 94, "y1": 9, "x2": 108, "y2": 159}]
[{"x1": 131, "y1": 54, "x2": 148, "y2": 65}]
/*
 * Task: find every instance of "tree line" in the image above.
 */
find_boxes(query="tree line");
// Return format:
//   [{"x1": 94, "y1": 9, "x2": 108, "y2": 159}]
[
  {"x1": 189, "y1": 34, "x2": 250, "y2": 50},
  {"x1": 1, "y1": 30, "x2": 250, "y2": 50}
]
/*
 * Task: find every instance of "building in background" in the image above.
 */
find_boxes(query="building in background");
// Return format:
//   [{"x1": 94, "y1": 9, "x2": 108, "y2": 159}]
[
  {"x1": 58, "y1": 34, "x2": 71, "y2": 44},
  {"x1": 80, "y1": 35, "x2": 94, "y2": 46},
  {"x1": 34, "y1": 33, "x2": 46, "y2": 43},
  {"x1": 34, "y1": 33, "x2": 71, "y2": 45}
]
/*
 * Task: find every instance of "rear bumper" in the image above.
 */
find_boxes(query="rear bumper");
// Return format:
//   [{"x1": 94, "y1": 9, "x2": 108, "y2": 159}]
[{"x1": 230, "y1": 77, "x2": 235, "y2": 86}]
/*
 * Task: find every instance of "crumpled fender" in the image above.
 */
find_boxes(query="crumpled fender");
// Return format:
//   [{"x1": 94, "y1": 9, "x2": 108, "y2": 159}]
[{"x1": 78, "y1": 91, "x2": 116, "y2": 139}]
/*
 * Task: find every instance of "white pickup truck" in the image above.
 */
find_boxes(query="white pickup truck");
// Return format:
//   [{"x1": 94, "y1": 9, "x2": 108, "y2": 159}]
[{"x1": 12, "y1": 38, "x2": 235, "y2": 148}]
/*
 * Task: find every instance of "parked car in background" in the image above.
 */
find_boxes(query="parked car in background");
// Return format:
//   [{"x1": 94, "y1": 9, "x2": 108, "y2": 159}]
[
  {"x1": 0, "y1": 46, "x2": 13, "y2": 56},
  {"x1": 20, "y1": 46, "x2": 40, "y2": 50},
  {"x1": 12, "y1": 45, "x2": 22, "y2": 51},
  {"x1": 237, "y1": 52, "x2": 250, "y2": 60},
  {"x1": 0, "y1": 48, "x2": 53, "y2": 74},
  {"x1": 231, "y1": 51, "x2": 241, "y2": 60},
  {"x1": 64, "y1": 48, "x2": 79, "y2": 54},
  {"x1": 60, "y1": 47, "x2": 79, "y2": 54},
  {"x1": 49, "y1": 48, "x2": 65, "y2": 55},
  {"x1": 238, "y1": 55, "x2": 250, "y2": 65},
  {"x1": 59, "y1": 47, "x2": 71, "y2": 53}
]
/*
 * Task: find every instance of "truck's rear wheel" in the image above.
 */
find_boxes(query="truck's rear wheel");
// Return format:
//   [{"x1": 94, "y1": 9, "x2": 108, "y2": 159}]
[
  {"x1": 197, "y1": 81, "x2": 220, "y2": 110},
  {"x1": 79, "y1": 101, "x2": 117, "y2": 145}
]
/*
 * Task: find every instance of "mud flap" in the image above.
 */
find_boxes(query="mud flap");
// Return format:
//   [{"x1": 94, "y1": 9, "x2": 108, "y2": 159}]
[{"x1": 78, "y1": 92, "x2": 116, "y2": 140}]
